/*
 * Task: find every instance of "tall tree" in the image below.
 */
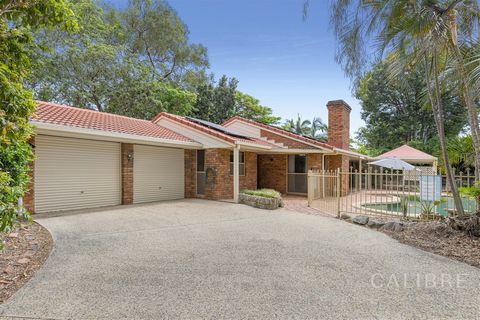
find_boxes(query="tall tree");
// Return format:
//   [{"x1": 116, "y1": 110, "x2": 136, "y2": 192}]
[
  {"x1": 30, "y1": 0, "x2": 208, "y2": 114},
  {"x1": 191, "y1": 75, "x2": 238, "y2": 123},
  {"x1": 317, "y1": 0, "x2": 479, "y2": 214},
  {"x1": 234, "y1": 91, "x2": 280, "y2": 125},
  {"x1": 441, "y1": 1, "x2": 480, "y2": 182},
  {"x1": 356, "y1": 62, "x2": 467, "y2": 156},
  {"x1": 0, "y1": 0, "x2": 76, "y2": 240},
  {"x1": 121, "y1": 0, "x2": 208, "y2": 83}
]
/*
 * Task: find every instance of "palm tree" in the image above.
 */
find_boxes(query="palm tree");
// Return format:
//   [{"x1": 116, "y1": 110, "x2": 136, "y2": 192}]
[
  {"x1": 432, "y1": 1, "x2": 480, "y2": 182},
  {"x1": 447, "y1": 135, "x2": 475, "y2": 169},
  {"x1": 307, "y1": 0, "x2": 475, "y2": 214},
  {"x1": 283, "y1": 114, "x2": 311, "y2": 136},
  {"x1": 310, "y1": 117, "x2": 328, "y2": 141}
]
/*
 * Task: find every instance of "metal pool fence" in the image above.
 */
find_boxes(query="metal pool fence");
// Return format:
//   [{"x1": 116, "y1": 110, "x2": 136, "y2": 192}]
[{"x1": 307, "y1": 168, "x2": 478, "y2": 220}]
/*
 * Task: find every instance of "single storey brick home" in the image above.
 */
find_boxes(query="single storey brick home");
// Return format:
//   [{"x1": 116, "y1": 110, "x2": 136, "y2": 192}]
[{"x1": 24, "y1": 99, "x2": 368, "y2": 214}]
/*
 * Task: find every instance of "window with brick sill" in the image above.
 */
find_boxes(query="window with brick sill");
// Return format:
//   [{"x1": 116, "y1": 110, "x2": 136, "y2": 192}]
[{"x1": 229, "y1": 151, "x2": 245, "y2": 176}]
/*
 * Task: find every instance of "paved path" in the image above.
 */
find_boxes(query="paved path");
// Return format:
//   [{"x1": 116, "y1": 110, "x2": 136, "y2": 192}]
[{"x1": 1, "y1": 199, "x2": 479, "y2": 319}]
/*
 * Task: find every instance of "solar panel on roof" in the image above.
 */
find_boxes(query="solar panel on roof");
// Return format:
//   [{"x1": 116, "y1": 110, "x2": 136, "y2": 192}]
[{"x1": 185, "y1": 116, "x2": 253, "y2": 139}]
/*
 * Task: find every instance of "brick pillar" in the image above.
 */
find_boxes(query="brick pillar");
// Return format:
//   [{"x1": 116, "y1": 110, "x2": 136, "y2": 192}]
[
  {"x1": 327, "y1": 100, "x2": 351, "y2": 150},
  {"x1": 326, "y1": 154, "x2": 350, "y2": 196},
  {"x1": 184, "y1": 149, "x2": 196, "y2": 198},
  {"x1": 23, "y1": 137, "x2": 35, "y2": 213},
  {"x1": 121, "y1": 143, "x2": 134, "y2": 205}
]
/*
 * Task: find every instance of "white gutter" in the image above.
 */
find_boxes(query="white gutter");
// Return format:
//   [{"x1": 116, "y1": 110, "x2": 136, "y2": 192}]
[
  {"x1": 374, "y1": 156, "x2": 437, "y2": 162},
  {"x1": 31, "y1": 121, "x2": 203, "y2": 149}
]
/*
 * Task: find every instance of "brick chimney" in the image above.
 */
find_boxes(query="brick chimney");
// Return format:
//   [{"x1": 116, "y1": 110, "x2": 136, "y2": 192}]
[{"x1": 327, "y1": 100, "x2": 351, "y2": 150}]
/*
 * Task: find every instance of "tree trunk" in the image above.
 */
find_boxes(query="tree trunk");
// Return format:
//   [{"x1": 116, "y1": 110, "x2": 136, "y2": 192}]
[
  {"x1": 426, "y1": 54, "x2": 465, "y2": 215},
  {"x1": 451, "y1": 44, "x2": 480, "y2": 182}
]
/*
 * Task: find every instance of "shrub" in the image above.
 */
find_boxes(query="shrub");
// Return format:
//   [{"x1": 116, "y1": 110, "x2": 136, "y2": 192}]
[{"x1": 240, "y1": 189, "x2": 281, "y2": 199}]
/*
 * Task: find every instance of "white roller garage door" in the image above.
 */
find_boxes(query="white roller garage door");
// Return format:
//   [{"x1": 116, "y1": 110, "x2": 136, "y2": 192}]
[
  {"x1": 35, "y1": 135, "x2": 121, "y2": 213},
  {"x1": 133, "y1": 145, "x2": 184, "y2": 203}
]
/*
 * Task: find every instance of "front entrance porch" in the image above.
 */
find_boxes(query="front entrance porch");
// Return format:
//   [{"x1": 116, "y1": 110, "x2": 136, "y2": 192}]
[{"x1": 185, "y1": 148, "x2": 363, "y2": 203}]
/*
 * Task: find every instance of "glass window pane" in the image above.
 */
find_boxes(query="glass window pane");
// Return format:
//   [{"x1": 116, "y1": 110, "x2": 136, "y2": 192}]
[
  {"x1": 288, "y1": 174, "x2": 295, "y2": 192},
  {"x1": 197, "y1": 150, "x2": 205, "y2": 172},
  {"x1": 239, "y1": 164, "x2": 245, "y2": 176},
  {"x1": 295, "y1": 174, "x2": 307, "y2": 193},
  {"x1": 288, "y1": 155, "x2": 295, "y2": 173},
  {"x1": 197, "y1": 172, "x2": 205, "y2": 195},
  {"x1": 229, "y1": 163, "x2": 234, "y2": 175},
  {"x1": 295, "y1": 155, "x2": 307, "y2": 173},
  {"x1": 230, "y1": 151, "x2": 245, "y2": 163}
]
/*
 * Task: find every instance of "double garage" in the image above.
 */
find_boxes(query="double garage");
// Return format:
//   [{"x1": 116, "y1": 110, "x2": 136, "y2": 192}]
[{"x1": 34, "y1": 135, "x2": 185, "y2": 213}]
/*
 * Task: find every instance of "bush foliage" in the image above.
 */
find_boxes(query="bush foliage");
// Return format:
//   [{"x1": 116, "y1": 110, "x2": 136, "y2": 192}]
[
  {"x1": 0, "y1": 0, "x2": 77, "y2": 246},
  {"x1": 240, "y1": 189, "x2": 281, "y2": 199}
]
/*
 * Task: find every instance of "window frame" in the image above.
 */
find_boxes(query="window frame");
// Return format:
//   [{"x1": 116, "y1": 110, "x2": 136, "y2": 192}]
[{"x1": 229, "y1": 151, "x2": 246, "y2": 176}]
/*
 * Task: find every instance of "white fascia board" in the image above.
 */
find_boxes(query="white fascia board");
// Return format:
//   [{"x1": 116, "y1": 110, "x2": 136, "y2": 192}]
[
  {"x1": 226, "y1": 119, "x2": 331, "y2": 151},
  {"x1": 378, "y1": 157, "x2": 437, "y2": 163},
  {"x1": 31, "y1": 121, "x2": 203, "y2": 149},
  {"x1": 235, "y1": 141, "x2": 272, "y2": 151}
]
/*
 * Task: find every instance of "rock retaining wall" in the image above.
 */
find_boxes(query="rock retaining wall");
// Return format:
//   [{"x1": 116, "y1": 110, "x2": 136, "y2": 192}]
[{"x1": 239, "y1": 193, "x2": 282, "y2": 210}]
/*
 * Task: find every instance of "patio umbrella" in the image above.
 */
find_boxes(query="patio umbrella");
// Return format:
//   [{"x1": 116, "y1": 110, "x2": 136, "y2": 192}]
[{"x1": 367, "y1": 157, "x2": 416, "y2": 171}]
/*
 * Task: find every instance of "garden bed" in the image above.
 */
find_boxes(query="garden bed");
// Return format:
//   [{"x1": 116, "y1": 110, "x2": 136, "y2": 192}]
[
  {"x1": 383, "y1": 218, "x2": 480, "y2": 269},
  {"x1": 0, "y1": 221, "x2": 53, "y2": 302},
  {"x1": 341, "y1": 212, "x2": 480, "y2": 268},
  {"x1": 239, "y1": 189, "x2": 283, "y2": 210}
]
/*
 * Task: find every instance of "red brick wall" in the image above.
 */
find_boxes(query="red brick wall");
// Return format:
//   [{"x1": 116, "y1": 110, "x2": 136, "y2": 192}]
[
  {"x1": 327, "y1": 100, "x2": 351, "y2": 150},
  {"x1": 121, "y1": 143, "x2": 134, "y2": 205},
  {"x1": 307, "y1": 153, "x2": 323, "y2": 171},
  {"x1": 236, "y1": 151, "x2": 257, "y2": 191},
  {"x1": 203, "y1": 148, "x2": 231, "y2": 199},
  {"x1": 325, "y1": 154, "x2": 350, "y2": 195},
  {"x1": 184, "y1": 149, "x2": 196, "y2": 198},
  {"x1": 24, "y1": 137, "x2": 35, "y2": 214},
  {"x1": 258, "y1": 154, "x2": 287, "y2": 194},
  {"x1": 260, "y1": 130, "x2": 316, "y2": 149},
  {"x1": 185, "y1": 149, "x2": 257, "y2": 200}
]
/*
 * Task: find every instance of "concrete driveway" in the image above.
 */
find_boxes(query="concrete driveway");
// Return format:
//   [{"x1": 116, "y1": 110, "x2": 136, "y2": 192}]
[{"x1": 1, "y1": 199, "x2": 480, "y2": 319}]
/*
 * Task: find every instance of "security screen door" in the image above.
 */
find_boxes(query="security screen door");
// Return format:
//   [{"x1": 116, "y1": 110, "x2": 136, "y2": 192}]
[{"x1": 288, "y1": 154, "x2": 307, "y2": 194}]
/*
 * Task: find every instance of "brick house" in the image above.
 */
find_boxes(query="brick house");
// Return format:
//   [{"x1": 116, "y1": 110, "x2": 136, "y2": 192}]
[{"x1": 26, "y1": 99, "x2": 369, "y2": 214}]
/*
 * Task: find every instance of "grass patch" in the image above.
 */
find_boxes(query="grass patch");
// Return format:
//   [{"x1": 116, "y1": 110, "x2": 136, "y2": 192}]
[{"x1": 240, "y1": 189, "x2": 281, "y2": 199}]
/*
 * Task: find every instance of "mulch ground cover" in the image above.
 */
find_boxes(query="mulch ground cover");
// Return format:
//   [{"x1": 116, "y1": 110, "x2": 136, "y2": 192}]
[
  {"x1": 382, "y1": 220, "x2": 480, "y2": 269},
  {"x1": 0, "y1": 222, "x2": 53, "y2": 303}
]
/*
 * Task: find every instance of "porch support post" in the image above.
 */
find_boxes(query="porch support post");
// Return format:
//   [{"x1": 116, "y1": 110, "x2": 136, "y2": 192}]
[{"x1": 233, "y1": 145, "x2": 240, "y2": 203}]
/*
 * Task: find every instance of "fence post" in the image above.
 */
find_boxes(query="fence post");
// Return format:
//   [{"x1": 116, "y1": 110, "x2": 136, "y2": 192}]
[
  {"x1": 336, "y1": 168, "x2": 341, "y2": 218},
  {"x1": 307, "y1": 170, "x2": 313, "y2": 207}
]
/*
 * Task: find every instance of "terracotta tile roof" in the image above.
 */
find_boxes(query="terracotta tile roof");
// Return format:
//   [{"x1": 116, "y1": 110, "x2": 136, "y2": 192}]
[
  {"x1": 33, "y1": 101, "x2": 195, "y2": 143},
  {"x1": 152, "y1": 112, "x2": 276, "y2": 148},
  {"x1": 222, "y1": 116, "x2": 333, "y2": 150},
  {"x1": 378, "y1": 145, "x2": 437, "y2": 160}
]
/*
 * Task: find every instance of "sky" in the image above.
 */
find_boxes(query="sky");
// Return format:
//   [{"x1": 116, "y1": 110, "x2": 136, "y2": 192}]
[{"x1": 110, "y1": 0, "x2": 365, "y2": 134}]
